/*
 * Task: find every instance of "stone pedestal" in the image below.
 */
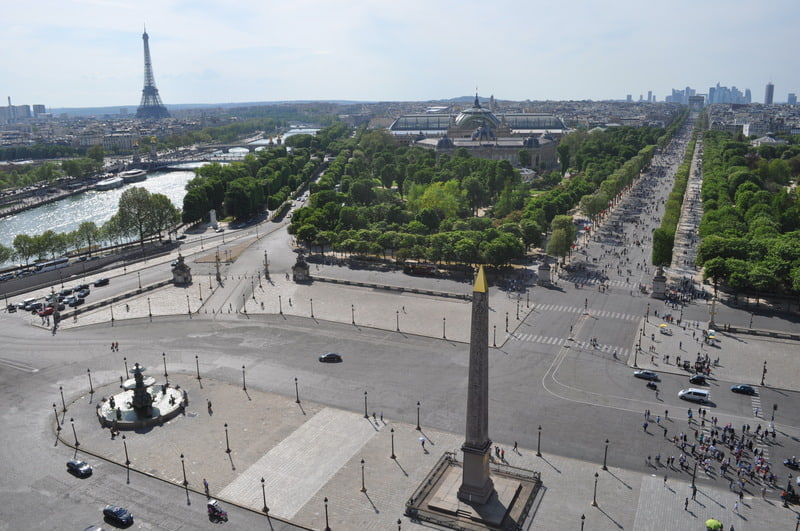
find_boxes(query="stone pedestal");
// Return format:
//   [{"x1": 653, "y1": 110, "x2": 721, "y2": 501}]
[
  {"x1": 651, "y1": 266, "x2": 666, "y2": 299},
  {"x1": 457, "y1": 441, "x2": 494, "y2": 504}
]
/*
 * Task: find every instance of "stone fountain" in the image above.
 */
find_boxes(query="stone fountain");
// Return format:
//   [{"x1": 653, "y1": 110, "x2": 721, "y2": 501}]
[{"x1": 97, "y1": 362, "x2": 185, "y2": 430}]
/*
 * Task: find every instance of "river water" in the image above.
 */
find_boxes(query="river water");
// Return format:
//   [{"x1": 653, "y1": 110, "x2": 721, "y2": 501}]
[
  {"x1": 0, "y1": 169, "x2": 195, "y2": 266},
  {"x1": 0, "y1": 129, "x2": 319, "y2": 267}
]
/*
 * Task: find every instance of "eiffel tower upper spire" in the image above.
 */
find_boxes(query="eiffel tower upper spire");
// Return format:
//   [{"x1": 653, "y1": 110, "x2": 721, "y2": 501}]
[{"x1": 136, "y1": 27, "x2": 169, "y2": 120}]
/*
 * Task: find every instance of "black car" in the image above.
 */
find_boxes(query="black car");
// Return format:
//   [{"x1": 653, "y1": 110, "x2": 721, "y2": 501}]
[
  {"x1": 731, "y1": 384, "x2": 756, "y2": 395},
  {"x1": 93, "y1": 278, "x2": 109, "y2": 287},
  {"x1": 67, "y1": 459, "x2": 92, "y2": 477},
  {"x1": 77, "y1": 288, "x2": 90, "y2": 298},
  {"x1": 67, "y1": 296, "x2": 85, "y2": 307},
  {"x1": 75, "y1": 283, "x2": 90, "y2": 291},
  {"x1": 102, "y1": 505, "x2": 133, "y2": 526},
  {"x1": 689, "y1": 374, "x2": 707, "y2": 385},
  {"x1": 319, "y1": 352, "x2": 343, "y2": 363}
]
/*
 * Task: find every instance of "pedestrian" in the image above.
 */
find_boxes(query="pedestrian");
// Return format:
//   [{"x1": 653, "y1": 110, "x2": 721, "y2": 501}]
[
  {"x1": 684, "y1": 497, "x2": 689, "y2": 510},
  {"x1": 380, "y1": 412, "x2": 383, "y2": 423},
  {"x1": 691, "y1": 485, "x2": 697, "y2": 499},
  {"x1": 203, "y1": 478, "x2": 209, "y2": 497},
  {"x1": 665, "y1": 410, "x2": 669, "y2": 420},
  {"x1": 733, "y1": 500, "x2": 738, "y2": 513},
  {"x1": 643, "y1": 421, "x2": 649, "y2": 432},
  {"x1": 421, "y1": 438, "x2": 425, "y2": 450},
  {"x1": 501, "y1": 449, "x2": 505, "y2": 460},
  {"x1": 664, "y1": 474, "x2": 667, "y2": 486},
  {"x1": 513, "y1": 441, "x2": 518, "y2": 452}
]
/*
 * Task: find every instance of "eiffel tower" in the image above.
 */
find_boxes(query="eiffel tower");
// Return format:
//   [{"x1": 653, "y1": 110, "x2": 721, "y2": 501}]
[{"x1": 136, "y1": 27, "x2": 169, "y2": 120}]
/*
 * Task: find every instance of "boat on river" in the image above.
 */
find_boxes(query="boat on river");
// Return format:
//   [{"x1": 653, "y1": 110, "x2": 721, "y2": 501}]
[
  {"x1": 119, "y1": 169, "x2": 147, "y2": 183},
  {"x1": 95, "y1": 176, "x2": 124, "y2": 191}
]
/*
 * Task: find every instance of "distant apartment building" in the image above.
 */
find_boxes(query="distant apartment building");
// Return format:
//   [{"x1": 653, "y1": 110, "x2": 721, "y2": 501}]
[{"x1": 32, "y1": 104, "x2": 46, "y2": 116}]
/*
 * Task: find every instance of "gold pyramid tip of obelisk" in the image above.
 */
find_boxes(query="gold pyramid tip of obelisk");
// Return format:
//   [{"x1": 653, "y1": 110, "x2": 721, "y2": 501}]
[{"x1": 473, "y1": 265, "x2": 488, "y2": 293}]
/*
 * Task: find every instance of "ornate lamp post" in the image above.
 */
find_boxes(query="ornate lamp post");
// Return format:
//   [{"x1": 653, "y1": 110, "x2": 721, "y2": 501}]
[
  {"x1": 363, "y1": 391, "x2": 368, "y2": 419},
  {"x1": 416, "y1": 401, "x2": 421, "y2": 431},
  {"x1": 87, "y1": 369, "x2": 94, "y2": 395},
  {"x1": 351, "y1": 304, "x2": 355, "y2": 325},
  {"x1": 261, "y1": 477, "x2": 269, "y2": 515},
  {"x1": 70, "y1": 417, "x2": 79, "y2": 448},
  {"x1": 124, "y1": 357, "x2": 129, "y2": 379},
  {"x1": 390, "y1": 428, "x2": 396, "y2": 459},
  {"x1": 137, "y1": 271, "x2": 142, "y2": 289},
  {"x1": 242, "y1": 365, "x2": 247, "y2": 391},
  {"x1": 536, "y1": 425, "x2": 542, "y2": 457},
  {"x1": 224, "y1": 423, "x2": 231, "y2": 454},
  {"x1": 162, "y1": 352, "x2": 168, "y2": 384},
  {"x1": 360, "y1": 458, "x2": 367, "y2": 493},
  {"x1": 195, "y1": 355, "x2": 201, "y2": 381},
  {"x1": 396, "y1": 310, "x2": 400, "y2": 332},
  {"x1": 323, "y1": 497, "x2": 331, "y2": 531},
  {"x1": 59, "y1": 385, "x2": 67, "y2": 413},
  {"x1": 310, "y1": 298, "x2": 314, "y2": 318},
  {"x1": 602, "y1": 439, "x2": 609, "y2": 471},
  {"x1": 591, "y1": 471, "x2": 599, "y2": 507},
  {"x1": 294, "y1": 377, "x2": 300, "y2": 403},
  {"x1": 52, "y1": 403, "x2": 61, "y2": 431},
  {"x1": 180, "y1": 453, "x2": 188, "y2": 486},
  {"x1": 442, "y1": 316, "x2": 446, "y2": 339}
]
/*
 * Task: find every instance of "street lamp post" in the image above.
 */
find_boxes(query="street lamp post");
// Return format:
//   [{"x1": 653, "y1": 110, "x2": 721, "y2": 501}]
[
  {"x1": 591, "y1": 472, "x2": 599, "y2": 507},
  {"x1": 162, "y1": 352, "x2": 168, "y2": 384},
  {"x1": 442, "y1": 316, "x2": 446, "y2": 339},
  {"x1": 505, "y1": 312, "x2": 509, "y2": 332},
  {"x1": 390, "y1": 428, "x2": 396, "y2": 459},
  {"x1": 278, "y1": 295, "x2": 282, "y2": 314},
  {"x1": 310, "y1": 298, "x2": 314, "y2": 318},
  {"x1": 110, "y1": 304, "x2": 114, "y2": 325},
  {"x1": 294, "y1": 377, "x2": 300, "y2": 403},
  {"x1": 761, "y1": 361, "x2": 767, "y2": 386},
  {"x1": 186, "y1": 294, "x2": 191, "y2": 318},
  {"x1": 691, "y1": 461, "x2": 697, "y2": 487},
  {"x1": 363, "y1": 391, "x2": 368, "y2": 419},
  {"x1": 52, "y1": 403, "x2": 61, "y2": 431},
  {"x1": 195, "y1": 355, "x2": 201, "y2": 381},
  {"x1": 87, "y1": 369, "x2": 94, "y2": 395},
  {"x1": 261, "y1": 477, "x2": 270, "y2": 515},
  {"x1": 516, "y1": 299, "x2": 520, "y2": 320},
  {"x1": 60, "y1": 385, "x2": 67, "y2": 413},
  {"x1": 416, "y1": 401, "x2": 421, "y2": 431},
  {"x1": 581, "y1": 514, "x2": 585, "y2": 531},
  {"x1": 137, "y1": 271, "x2": 141, "y2": 289},
  {"x1": 147, "y1": 297, "x2": 152, "y2": 320},
  {"x1": 493, "y1": 325, "x2": 496, "y2": 347},
  {"x1": 360, "y1": 458, "x2": 366, "y2": 493},
  {"x1": 242, "y1": 365, "x2": 247, "y2": 391},
  {"x1": 70, "y1": 418, "x2": 79, "y2": 448},
  {"x1": 122, "y1": 434, "x2": 130, "y2": 465},
  {"x1": 323, "y1": 497, "x2": 331, "y2": 531},
  {"x1": 224, "y1": 423, "x2": 231, "y2": 454},
  {"x1": 124, "y1": 357, "x2": 129, "y2": 379},
  {"x1": 180, "y1": 453, "x2": 188, "y2": 486},
  {"x1": 536, "y1": 425, "x2": 542, "y2": 457},
  {"x1": 602, "y1": 439, "x2": 609, "y2": 470},
  {"x1": 396, "y1": 310, "x2": 399, "y2": 332},
  {"x1": 351, "y1": 304, "x2": 355, "y2": 325}
]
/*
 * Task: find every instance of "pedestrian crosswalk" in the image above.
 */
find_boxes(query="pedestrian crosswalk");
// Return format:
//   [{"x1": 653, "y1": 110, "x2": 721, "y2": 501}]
[
  {"x1": 529, "y1": 302, "x2": 639, "y2": 322},
  {"x1": 558, "y1": 273, "x2": 629, "y2": 288},
  {"x1": 514, "y1": 332, "x2": 630, "y2": 357}
]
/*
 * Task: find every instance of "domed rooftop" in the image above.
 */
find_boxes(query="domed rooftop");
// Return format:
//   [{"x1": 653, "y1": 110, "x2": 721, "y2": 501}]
[{"x1": 454, "y1": 93, "x2": 500, "y2": 129}]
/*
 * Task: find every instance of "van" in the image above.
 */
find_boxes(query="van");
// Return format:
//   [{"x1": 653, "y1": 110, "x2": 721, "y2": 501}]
[
  {"x1": 678, "y1": 388, "x2": 710, "y2": 403},
  {"x1": 17, "y1": 297, "x2": 36, "y2": 309}
]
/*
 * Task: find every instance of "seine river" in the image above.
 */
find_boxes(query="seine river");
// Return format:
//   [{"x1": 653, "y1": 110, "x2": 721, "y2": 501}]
[
  {"x1": 0, "y1": 129, "x2": 318, "y2": 267},
  {"x1": 0, "y1": 169, "x2": 195, "y2": 267}
]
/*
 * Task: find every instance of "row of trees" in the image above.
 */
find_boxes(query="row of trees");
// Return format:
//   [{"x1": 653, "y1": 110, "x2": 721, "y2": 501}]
[
  {"x1": 3, "y1": 187, "x2": 180, "y2": 266},
  {"x1": 287, "y1": 120, "x2": 683, "y2": 267},
  {"x1": 696, "y1": 130, "x2": 800, "y2": 296}
]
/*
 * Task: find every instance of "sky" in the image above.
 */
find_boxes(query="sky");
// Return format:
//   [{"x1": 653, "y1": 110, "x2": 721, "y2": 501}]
[{"x1": 3, "y1": 0, "x2": 799, "y2": 109}]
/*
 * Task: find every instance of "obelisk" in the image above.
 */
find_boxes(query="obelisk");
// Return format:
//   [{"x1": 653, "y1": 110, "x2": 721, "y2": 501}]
[{"x1": 457, "y1": 266, "x2": 495, "y2": 504}]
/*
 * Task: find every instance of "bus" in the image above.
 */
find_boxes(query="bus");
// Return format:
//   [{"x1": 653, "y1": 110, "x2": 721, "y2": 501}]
[
  {"x1": 403, "y1": 260, "x2": 438, "y2": 276},
  {"x1": 33, "y1": 257, "x2": 70, "y2": 273}
]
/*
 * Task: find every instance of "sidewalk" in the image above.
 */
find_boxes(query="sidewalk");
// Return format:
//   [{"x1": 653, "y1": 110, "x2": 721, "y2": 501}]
[{"x1": 59, "y1": 373, "x2": 798, "y2": 530}]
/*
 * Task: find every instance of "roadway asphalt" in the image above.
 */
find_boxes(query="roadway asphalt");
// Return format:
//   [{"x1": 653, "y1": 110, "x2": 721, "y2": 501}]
[{"x1": 1, "y1": 119, "x2": 799, "y2": 530}]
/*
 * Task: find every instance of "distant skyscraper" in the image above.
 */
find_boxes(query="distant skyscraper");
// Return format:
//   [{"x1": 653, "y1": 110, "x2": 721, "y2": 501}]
[
  {"x1": 788, "y1": 93, "x2": 797, "y2": 105},
  {"x1": 136, "y1": 27, "x2": 169, "y2": 120},
  {"x1": 647, "y1": 90, "x2": 652, "y2": 103},
  {"x1": 764, "y1": 82, "x2": 774, "y2": 105}
]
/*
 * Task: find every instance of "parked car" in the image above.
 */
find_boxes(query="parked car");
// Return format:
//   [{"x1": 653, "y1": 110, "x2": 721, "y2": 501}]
[
  {"x1": 102, "y1": 505, "x2": 133, "y2": 526},
  {"x1": 319, "y1": 352, "x2": 343, "y2": 363},
  {"x1": 176, "y1": 234, "x2": 187, "y2": 240},
  {"x1": 38, "y1": 306, "x2": 55, "y2": 317},
  {"x1": 67, "y1": 459, "x2": 92, "y2": 477},
  {"x1": 77, "y1": 288, "x2": 90, "y2": 298},
  {"x1": 59, "y1": 288, "x2": 74, "y2": 297},
  {"x1": 67, "y1": 296, "x2": 85, "y2": 307},
  {"x1": 633, "y1": 370, "x2": 659, "y2": 381},
  {"x1": 28, "y1": 302, "x2": 44, "y2": 313},
  {"x1": 75, "y1": 283, "x2": 90, "y2": 291},
  {"x1": 731, "y1": 384, "x2": 756, "y2": 395},
  {"x1": 93, "y1": 278, "x2": 109, "y2": 287}
]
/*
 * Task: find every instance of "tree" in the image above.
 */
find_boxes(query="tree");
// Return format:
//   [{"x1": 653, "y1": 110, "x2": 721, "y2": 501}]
[
  {"x1": 546, "y1": 228, "x2": 570, "y2": 263},
  {"x1": 12, "y1": 234, "x2": 35, "y2": 265},
  {"x1": 0, "y1": 243, "x2": 13, "y2": 264},
  {"x1": 557, "y1": 143, "x2": 571, "y2": 176},
  {"x1": 117, "y1": 187, "x2": 154, "y2": 247},
  {"x1": 147, "y1": 193, "x2": 181, "y2": 239},
  {"x1": 87, "y1": 144, "x2": 105, "y2": 164},
  {"x1": 651, "y1": 227, "x2": 674, "y2": 266},
  {"x1": 76, "y1": 221, "x2": 99, "y2": 255}
]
